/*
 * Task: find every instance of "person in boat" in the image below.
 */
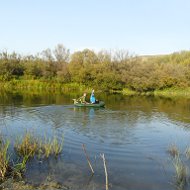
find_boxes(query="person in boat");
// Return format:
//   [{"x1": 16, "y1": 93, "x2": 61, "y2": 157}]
[
  {"x1": 90, "y1": 89, "x2": 99, "y2": 104},
  {"x1": 78, "y1": 93, "x2": 87, "y2": 104}
]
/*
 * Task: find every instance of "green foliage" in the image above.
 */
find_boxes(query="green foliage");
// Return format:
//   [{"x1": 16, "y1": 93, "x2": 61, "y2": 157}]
[
  {"x1": 39, "y1": 136, "x2": 64, "y2": 158},
  {"x1": 0, "y1": 133, "x2": 63, "y2": 182},
  {"x1": 0, "y1": 52, "x2": 24, "y2": 81},
  {"x1": 1, "y1": 46, "x2": 190, "y2": 92},
  {"x1": 13, "y1": 155, "x2": 29, "y2": 178},
  {"x1": 15, "y1": 132, "x2": 63, "y2": 159},
  {"x1": 15, "y1": 133, "x2": 38, "y2": 158},
  {"x1": 154, "y1": 87, "x2": 190, "y2": 97}
]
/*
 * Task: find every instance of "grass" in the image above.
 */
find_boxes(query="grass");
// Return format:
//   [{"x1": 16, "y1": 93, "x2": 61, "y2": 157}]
[
  {"x1": 2, "y1": 79, "x2": 190, "y2": 98},
  {"x1": 40, "y1": 138, "x2": 52, "y2": 158},
  {"x1": 122, "y1": 87, "x2": 190, "y2": 97},
  {"x1": 15, "y1": 133, "x2": 38, "y2": 158},
  {"x1": 154, "y1": 87, "x2": 190, "y2": 98},
  {"x1": 40, "y1": 136, "x2": 64, "y2": 158},
  {"x1": 172, "y1": 156, "x2": 188, "y2": 189},
  {"x1": 0, "y1": 138, "x2": 29, "y2": 181},
  {"x1": 122, "y1": 88, "x2": 137, "y2": 95},
  {"x1": 15, "y1": 133, "x2": 63, "y2": 159},
  {"x1": 0, "y1": 79, "x2": 89, "y2": 93},
  {"x1": 0, "y1": 140, "x2": 10, "y2": 181},
  {"x1": 167, "y1": 144, "x2": 190, "y2": 189},
  {"x1": 168, "y1": 144, "x2": 179, "y2": 158},
  {"x1": 0, "y1": 132, "x2": 64, "y2": 184},
  {"x1": 185, "y1": 147, "x2": 190, "y2": 159},
  {"x1": 51, "y1": 136, "x2": 63, "y2": 156},
  {"x1": 12, "y1": 155, "x2": 29, "y2": 179}
]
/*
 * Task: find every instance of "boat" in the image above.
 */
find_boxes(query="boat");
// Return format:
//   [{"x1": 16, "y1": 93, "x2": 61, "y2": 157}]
[{"x1": 73, "y1": 99, "x2": 105, "y2": 107}]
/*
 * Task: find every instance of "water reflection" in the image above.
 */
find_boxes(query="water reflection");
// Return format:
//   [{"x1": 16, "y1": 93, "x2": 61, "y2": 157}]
[{"x1": 1, "y1": 91, "x2": 190, "y2": 123}]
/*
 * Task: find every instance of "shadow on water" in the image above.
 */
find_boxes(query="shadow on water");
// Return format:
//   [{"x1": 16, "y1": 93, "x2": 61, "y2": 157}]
[{"x1": 0, "y1": 90, "x2": 190, "y2": 189}]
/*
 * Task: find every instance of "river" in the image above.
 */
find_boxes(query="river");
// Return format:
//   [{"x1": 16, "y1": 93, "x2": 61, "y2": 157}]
[{"x1": 0, "y1": 91, "x2": 190, "y2": 190}]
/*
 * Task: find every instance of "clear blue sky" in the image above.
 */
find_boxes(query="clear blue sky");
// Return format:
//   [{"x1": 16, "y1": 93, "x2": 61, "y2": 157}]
[{"x1": 0, "y1": 0, "x2": 190, "y2": 55}]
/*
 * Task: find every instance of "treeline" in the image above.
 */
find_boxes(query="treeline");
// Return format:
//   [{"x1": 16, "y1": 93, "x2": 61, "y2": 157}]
[{"x1": 0, "y1": 44, "x2": 190, "y2": 92}]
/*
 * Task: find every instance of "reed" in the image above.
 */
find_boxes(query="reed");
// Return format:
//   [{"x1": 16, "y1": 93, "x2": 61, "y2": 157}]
[
  {"x1": 168, "y1": 144, "x2": 179, "y2": 158},
  {"x1": 0, "y1": 133, "x2": 64, "y2": 184},
  {"x1": 0, "y1": 79, "x2": 89, "y2": 93},
  {"x1": 82, "y1": 144, "x2": 94, "y2": 174},
  {"x1": 100, "y1": 153, "x2": 109, "y2": 190},
  {"x1": 185, "y1": 147, "x2": 190, "y2": 159},
  {"x1": 41, "y1": 138, "x2": 52, "y2": 158},
  {"x1": 12, "y1": 154, "x2": 29, "y2": 178},
  {"x1": 40, "y1": 136, "x2": 63, "y2": 158},
  {"x1": 0, "y1": 140, "x2": 10, "y2": 181},
  {"x1": 51, "y1": 136, "x2": 63, "y2": 156},
  {"x1": 14, "y1": 133, "x2": 38, "y2": 158},
  {"x1": 154, "y1": 87, "x2": 190, "y2": 98},
  {"x1": 15, "y1": 133, "x2": 63, "y2": 159},
  {"x1": 0, "y1": 137, "x2": 29, "y2": 181},
  {"x1": 173, "y1": 156, "x2": 188, "y2": 189}
]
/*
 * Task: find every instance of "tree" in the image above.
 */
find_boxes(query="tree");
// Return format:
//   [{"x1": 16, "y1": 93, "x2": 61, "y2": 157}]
[
  {"x1": 69, "y1": 49, "x2": 98, "y2": 83},
  {"x1": 53, "y1": 44, "x2": 70, "y2": 63},
  {"x1": 53, "y1": 44, "x2": 70, "y2": 82}
]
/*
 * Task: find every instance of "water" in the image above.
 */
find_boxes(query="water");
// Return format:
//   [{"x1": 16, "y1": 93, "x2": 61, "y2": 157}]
[{"x1": 0, "y1": 91, "x2": 190, "y2": 190}]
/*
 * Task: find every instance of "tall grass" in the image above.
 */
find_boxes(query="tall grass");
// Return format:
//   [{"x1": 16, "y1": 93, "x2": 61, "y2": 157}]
[
  {"x1": 173, "y1": 156, "x2": 188, "y2": 189},
  {"x1": 12, "y1": 155, "x2": 29, "y2": 179},
  {"x1": 15, "y1": 133, "x2": 38, "y2": 158},
  {"x1": 0, "y1": 138, "x2": 28, "y2": 181},
  {"x1": 15, "y1": 133, "x2": 64, "y2": 159},
  {"x1": 40, "y1": 138, "x2": 52, "y2": 158},
  {"x1": 0, "y1": 133, "x2": 63, "y2": 182},
  {"x1": 0, "y1": 140, "x2": 10, "y2": 181},
  {"x1": 0, "y1": 79, "x2": 89, "y2": 93},
  {"x1": 154, "y1": 87, "x2": 190, "y2": 98},
  {"x1": 40, "y1": 136, "x2": 64, "y2": 158},
  {"x1": 168, "y1": 144, "x2": 179, "y2": 158},
  {"x1": 185, "y1": 147, "x2": 190, "y2": 159},
  {"x1": 51, "y1": 136, "x2": 63, "y2": 156},
  {"x1": 168, "y1": 144, "x2": 190, "y2": 189},
  {"x1": 122, "y1": 88, "x2": 137, "y2": 95}
]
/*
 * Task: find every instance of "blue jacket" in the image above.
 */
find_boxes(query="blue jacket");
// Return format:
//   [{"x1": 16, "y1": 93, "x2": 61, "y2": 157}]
[{"x1": 90, "y1": 93, "x2": 96, "y2": 103}]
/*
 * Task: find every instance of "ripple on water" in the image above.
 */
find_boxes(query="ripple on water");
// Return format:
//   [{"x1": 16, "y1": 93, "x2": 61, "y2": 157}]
[{"x1": 1, "y1": 99, "x2": 190, "y2": 190}]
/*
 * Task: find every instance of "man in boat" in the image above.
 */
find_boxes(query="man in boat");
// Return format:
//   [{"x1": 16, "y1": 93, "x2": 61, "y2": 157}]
[{"x1": 78, "y1": 93, "x2": 88, "y2": 104}]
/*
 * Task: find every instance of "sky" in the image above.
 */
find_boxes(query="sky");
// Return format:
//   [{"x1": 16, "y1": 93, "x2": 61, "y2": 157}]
[{"x1": 0, "y1": 0, "x2": 190, "y2": 55}]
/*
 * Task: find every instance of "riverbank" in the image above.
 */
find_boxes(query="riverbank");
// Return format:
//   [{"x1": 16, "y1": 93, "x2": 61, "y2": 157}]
[
  {"x1": 122, "y1": 87, "x2": 190, "y2": 97},
  {"x1": 1, "y1": 80, "x2": 190, "y2": 98},
  {"x1": 0, "y1": 80, "x2": 89, "y2": 92},
  {"x1": 0, "y1": 178, "x2": 64, "y2": 190}
]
